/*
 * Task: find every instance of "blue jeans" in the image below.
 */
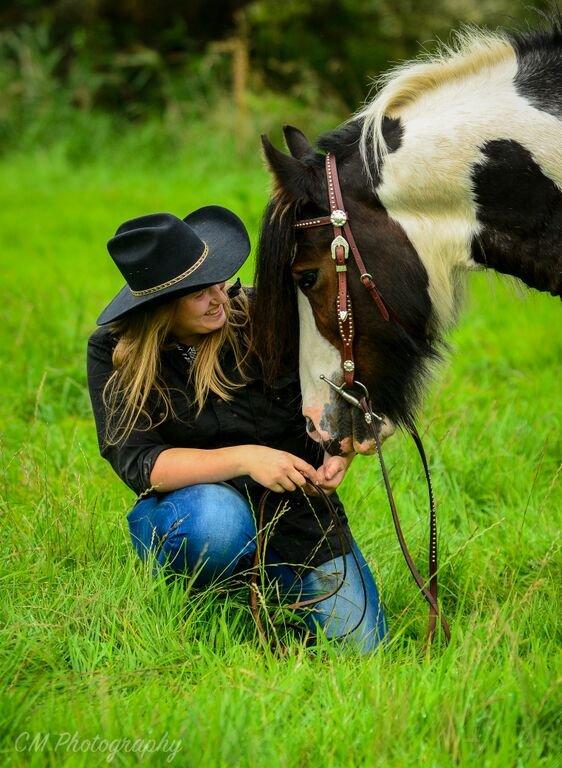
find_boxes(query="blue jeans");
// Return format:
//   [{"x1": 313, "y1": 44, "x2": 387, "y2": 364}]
[{"x1": 127, "y1": 483, "x2": 387, "y2": 652}]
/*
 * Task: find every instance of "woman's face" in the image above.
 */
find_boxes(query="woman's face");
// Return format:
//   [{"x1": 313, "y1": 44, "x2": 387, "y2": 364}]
[{"x1": 170, "y1": 282, "x2": 229, "y2": 345}]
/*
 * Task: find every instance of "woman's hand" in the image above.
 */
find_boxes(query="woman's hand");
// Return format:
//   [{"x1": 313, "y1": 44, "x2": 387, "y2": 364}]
[
  {"x1": 314, "y1": 451, "x2": 356, "y2": 495},
  {"x1": 240, "y1": 445, "x2": 319, "y2": 493}
]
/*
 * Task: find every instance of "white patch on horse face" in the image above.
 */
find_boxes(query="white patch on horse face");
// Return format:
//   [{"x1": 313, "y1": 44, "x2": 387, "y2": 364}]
[
  {"x1": 297, "y1": 292, "x2": 396, "y2": 453},
  {"x1": 297, "y1": 290, "x2": 341, "y2": 441},
  {"x1": 375, "y1": 51, "x2": 562, "y2": 331}
]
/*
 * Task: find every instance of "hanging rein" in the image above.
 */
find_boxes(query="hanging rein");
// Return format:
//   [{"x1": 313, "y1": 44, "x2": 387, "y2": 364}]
[{"x1": 250, "y1": 153, "x2": 450, "y2": 649}]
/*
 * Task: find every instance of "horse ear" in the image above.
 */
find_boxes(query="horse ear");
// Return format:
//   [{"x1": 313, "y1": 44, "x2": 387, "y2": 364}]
[
  {"x1": 283, "y1": 125, "x2": 312, "y2": 159},
  {"x1": 261, "y1": 134, "x2": 315, "y2": 202}
]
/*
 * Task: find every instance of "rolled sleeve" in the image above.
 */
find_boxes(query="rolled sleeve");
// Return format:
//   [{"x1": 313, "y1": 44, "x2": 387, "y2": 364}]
[
  {"x1": 100, "y1": 437, "x2": 172, "y2": 497},
  {"x1": 87, "y1": 328, "x2": 173, "y2": 497}
]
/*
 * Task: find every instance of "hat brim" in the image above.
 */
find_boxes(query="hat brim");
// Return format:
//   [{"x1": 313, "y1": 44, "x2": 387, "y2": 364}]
[{"x1": 96, "y1": 206, "x2": 250, "y2": 325}]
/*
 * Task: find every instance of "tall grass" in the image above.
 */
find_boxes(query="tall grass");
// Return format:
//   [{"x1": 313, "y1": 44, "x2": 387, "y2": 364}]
[{"x1": 0, "y1": 124, "x2": 560, "y2": 767}]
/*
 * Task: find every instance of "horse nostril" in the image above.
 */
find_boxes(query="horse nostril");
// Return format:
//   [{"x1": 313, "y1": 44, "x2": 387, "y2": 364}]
[{"x1": 305, "y1": 416, "x2": 315, "y2": 434}]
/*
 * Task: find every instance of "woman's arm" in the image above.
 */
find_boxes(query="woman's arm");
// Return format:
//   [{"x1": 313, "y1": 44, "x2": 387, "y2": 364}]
[
  {"x1": 87, "y1": 328, "x2": 176, "y2": 496},
  {"x1": 150, "y1": 444, "x2": 320, "y2": 494},
  {"x1": 88, "y1": 328, "x2": 320, "y2": 498}
]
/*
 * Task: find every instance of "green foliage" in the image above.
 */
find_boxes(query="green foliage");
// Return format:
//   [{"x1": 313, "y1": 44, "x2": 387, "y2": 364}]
[
  {"x1": 0, "y1": 122, "x2": 560, "y2": 765},
  {"x1": 0, "y1": 0, "x2": 555, "y2": 155}
]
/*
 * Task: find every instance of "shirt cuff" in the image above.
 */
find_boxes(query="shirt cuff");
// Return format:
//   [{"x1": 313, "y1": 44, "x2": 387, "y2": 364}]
[{"x1": 137, "y1": 444, "x2": 174, "y2": 498}]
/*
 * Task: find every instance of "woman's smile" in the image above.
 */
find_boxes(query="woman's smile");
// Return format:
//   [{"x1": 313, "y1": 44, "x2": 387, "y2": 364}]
[{"x1": 170, "y1": 283, "x2": 229, "y2": 345}]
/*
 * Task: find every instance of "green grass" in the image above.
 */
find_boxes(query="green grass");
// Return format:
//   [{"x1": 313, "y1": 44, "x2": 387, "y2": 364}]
[{"x1": 0, "y1": 127, "x2": 560, "y2": 768}]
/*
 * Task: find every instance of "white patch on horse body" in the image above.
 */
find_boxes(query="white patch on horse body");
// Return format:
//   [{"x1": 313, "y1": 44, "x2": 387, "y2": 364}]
[
  {"x1": 297, "y1": 290, "x2": 342, "y2": 441},
  {"x1": 359, "y1": 35, "x2": 562, "y2": 330}
]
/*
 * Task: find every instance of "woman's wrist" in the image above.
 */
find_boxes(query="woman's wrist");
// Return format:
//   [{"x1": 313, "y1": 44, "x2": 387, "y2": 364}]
[{"x1": 227, "y1": 444, "x2": 258, "y2": 478}]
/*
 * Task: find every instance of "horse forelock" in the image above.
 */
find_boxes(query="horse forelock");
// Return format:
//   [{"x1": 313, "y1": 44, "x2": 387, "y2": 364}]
[{"x1": 252, "y1": 198, "x2": 300, "y2": 382}]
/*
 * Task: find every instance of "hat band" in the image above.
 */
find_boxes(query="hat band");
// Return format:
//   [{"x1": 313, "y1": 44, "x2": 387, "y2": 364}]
[{"x1": 130, "y1": 242, "x2": 209, "y2": 296}]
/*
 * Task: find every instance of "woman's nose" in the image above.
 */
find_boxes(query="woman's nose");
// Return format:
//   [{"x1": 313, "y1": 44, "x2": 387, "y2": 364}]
[{"x1": 210, "y1": 283, "x2": 228, "y2": 303}]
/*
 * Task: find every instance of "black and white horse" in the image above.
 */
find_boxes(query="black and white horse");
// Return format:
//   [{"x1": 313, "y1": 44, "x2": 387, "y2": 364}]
[{"x1": 253, "y1": 21, "x2": 561, "y2": 454}]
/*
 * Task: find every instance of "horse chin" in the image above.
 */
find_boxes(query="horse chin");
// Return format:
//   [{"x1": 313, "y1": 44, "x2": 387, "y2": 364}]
[
  {"x1": 305, "y1": 410, "x2": 396, "y2": 455},
  {"x1": 352, "y1": 415, "x2": 396, "y2": 454},
  {"x1": 351, "y1": 437, "x2": 378, "y2": 455}
]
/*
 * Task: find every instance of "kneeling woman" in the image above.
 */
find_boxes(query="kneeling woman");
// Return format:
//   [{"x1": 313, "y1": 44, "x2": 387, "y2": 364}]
[{"x1": 87, "y1": 206, "x2": 387, "y2": 652}]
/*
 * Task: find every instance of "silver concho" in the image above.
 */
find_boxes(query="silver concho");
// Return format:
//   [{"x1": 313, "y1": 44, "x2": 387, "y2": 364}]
[
  {"x1": 330, "y1": 209, "x2": 347, "y2": 227},
  {"x1": 343, "y1": 360, "x2": 355, "y2": 373}
]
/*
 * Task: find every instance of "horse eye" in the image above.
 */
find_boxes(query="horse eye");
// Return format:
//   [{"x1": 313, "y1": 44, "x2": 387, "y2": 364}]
[{"x1": 297, "y1": 270, "x2": 318, "y2": 291}]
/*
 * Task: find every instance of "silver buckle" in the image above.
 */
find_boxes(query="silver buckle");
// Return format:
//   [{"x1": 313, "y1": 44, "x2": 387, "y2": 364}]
[{"x1": 331, "y1": 235, "x2": 349, "y2": 261}]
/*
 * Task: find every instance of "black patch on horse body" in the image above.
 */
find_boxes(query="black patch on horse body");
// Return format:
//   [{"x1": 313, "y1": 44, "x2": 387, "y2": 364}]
[
  {"x1": 379, "y1": 116, "x2": 404, "y2": 153},
  {"x1": 511, "y1": 21, "x2": 562, "y2": 119},
  {"x1": 471, "y1": 139, "x2": 562, "y2": 295}
]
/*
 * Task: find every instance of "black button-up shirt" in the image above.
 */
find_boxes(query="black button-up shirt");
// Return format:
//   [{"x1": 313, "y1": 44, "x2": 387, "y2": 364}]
[{"x1": 86, "y1": 322, "x2": 351, "y2": 569}]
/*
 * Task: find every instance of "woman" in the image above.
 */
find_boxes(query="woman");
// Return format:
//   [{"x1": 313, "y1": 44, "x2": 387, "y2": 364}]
[{"x1": 87, "y1": 205, "x2": 387, "y2": 652}]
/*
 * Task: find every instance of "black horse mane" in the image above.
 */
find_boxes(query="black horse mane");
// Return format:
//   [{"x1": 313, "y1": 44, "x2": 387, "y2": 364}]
[
  {"x1": 316, "y1": 120, "x2": 362, "y2": 161},
  {"x1": 252, "y1": 198, "x2": 301, "y2": 382},
  {"x1": 509, "y1": 7, "x2": 562, "y2": 54}
]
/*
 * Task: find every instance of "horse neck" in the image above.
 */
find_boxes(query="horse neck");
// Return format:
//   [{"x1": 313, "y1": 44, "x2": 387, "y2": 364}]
[{"x1": 375, "y1": 90, "x2": 562, "y2": 322}]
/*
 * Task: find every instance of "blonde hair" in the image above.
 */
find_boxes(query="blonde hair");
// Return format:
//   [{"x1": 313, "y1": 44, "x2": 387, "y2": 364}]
[{"x1": 102, "y1": 287, "x2": 251, "y2": 446}]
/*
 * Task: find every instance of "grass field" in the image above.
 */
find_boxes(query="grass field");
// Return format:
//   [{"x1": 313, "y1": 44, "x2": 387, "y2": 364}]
[{"x1": 0, "y1": 127, "x2": 560, "y2": 767}]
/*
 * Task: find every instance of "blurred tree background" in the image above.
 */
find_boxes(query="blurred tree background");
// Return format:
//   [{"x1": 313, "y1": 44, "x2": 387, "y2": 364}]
[{"x1": 0, "y1": 0, "x2": 553, "y2": 157}]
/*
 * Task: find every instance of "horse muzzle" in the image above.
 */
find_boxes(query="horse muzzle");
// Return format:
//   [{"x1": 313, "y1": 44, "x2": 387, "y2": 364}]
[{"x1": 303, "y1": 396, "x2": 396, "y2": 455}]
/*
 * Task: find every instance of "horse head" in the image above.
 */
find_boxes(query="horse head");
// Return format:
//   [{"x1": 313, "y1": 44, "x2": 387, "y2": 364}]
[
  {"x1": 253, "y1": 23, "x2": 561, "y2": 455},
  {"x1": 254, "y1": 121, "x2": 440, "y2": 454}
]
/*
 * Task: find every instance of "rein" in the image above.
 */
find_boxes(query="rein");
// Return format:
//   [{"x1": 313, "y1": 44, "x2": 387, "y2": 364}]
[{"x1": 250, "y1": 152, "x2": 450, "y2": 650}]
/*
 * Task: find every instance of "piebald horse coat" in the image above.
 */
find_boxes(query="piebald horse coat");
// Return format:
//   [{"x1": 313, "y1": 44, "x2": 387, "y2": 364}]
[{"x1": 254, "y1": 23, "x2": 561, "y2": 454}]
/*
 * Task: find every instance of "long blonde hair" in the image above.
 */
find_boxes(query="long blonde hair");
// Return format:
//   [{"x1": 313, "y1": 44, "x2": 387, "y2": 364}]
[{"x1": 102, "y1": 287, "x2": 251, "y2": 446}]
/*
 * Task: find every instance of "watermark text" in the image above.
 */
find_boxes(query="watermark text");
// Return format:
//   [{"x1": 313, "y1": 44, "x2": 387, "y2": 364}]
[{"x1": 14, "y1": 731, "x2": 182, "y2": 763}]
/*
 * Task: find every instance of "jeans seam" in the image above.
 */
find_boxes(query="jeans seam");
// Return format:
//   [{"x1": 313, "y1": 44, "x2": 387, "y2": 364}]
[{"x1": 144, "y1": 500, "x2": 186, "y2": 559}]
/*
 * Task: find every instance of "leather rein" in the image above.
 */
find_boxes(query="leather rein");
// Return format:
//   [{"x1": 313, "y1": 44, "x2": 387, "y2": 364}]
[{"x1": 250, "y1": 152, "x2": 450, "y2": 649}]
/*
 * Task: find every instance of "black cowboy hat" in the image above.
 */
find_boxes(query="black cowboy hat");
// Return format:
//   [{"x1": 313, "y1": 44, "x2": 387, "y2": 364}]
[{"x1": 96, "y1": 205, "x2": 250, "y2": 325}]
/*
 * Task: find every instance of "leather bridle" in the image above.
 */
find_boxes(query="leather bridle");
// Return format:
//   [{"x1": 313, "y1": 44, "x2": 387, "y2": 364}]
[
  {"x1": 294, "y1": 152, "x2": 412, "y2": 386},
  {"x1": 250, "y1": 152, "x2": 450, "y2": 650}
]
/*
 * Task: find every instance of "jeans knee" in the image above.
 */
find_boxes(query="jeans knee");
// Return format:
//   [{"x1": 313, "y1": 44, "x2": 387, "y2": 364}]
[
  {"x1": 295, "y1": 542, "x2": 387, "y2": 652},
  {"x1": 160, "y1": 484, "x2": 257, "y2": 583}
]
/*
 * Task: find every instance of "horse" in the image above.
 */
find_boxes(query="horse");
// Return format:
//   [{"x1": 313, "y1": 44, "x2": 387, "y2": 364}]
[{"x1": 252, "y1": 20, "x2": 561, "y2": 455}]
